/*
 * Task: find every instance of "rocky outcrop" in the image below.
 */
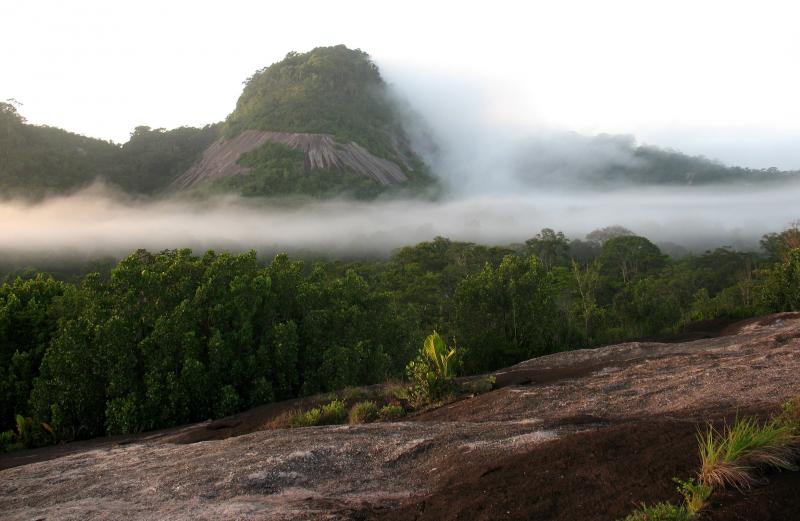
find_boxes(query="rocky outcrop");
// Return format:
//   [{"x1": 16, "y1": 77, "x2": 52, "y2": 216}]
[
  {"x1": 2, "y1": 313, "x2": 799, "y2": 520},
  {"x1": 171, "y1": 130, "x2": 409, "y2": 190}
]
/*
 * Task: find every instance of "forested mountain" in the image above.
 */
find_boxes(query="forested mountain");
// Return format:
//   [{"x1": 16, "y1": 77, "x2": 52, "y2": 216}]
[
  {"x1": 2, "y1": 46, "x2": 799, "y2": 200},
  {"x1": 174, "y1": 45, "x2": 435, "y2": 198}
]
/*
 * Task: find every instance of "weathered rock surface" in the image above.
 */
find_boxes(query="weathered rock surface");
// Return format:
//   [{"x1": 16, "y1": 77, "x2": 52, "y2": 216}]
[
  {"x1": 2, "y1": 313, "x2": 799, "y2": 520},
  {"x1": 171, "y1": 130, "x2": 408, "y2": 190}
]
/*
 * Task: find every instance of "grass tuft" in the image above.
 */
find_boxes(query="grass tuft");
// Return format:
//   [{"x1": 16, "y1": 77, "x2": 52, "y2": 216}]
[
  {"x1": 289, "y1": 399, "x2": 347, "y2": 428},
  {"x1": 698, "y1": 416, "x2": 798, "y2": 490},
  {"x1": 379, "y1": 404, "x2": 406, "y2": 421},
  {"x1": 620, "y1": 502, "x2": 693, "y2": 521},
  {"x1": 348, "y1": 401, "x2": 379, "y2": 424}
]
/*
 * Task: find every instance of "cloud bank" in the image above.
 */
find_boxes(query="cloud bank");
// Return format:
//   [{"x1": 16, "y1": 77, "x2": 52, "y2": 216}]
[{"x1": 1, "y1": 183, "x2": 798, "y2": 260}]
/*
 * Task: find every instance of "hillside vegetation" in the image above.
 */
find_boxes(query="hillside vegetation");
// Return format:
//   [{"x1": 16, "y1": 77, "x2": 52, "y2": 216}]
[
  {"x1": 1, "y1": 224, "x2": 798, "y2": 444},
  {"x1": 515, "y1": 133, "x2": 799, "y2": 188},
  {"x1": 224, "y1": 46, "x2": 400, "y2": 159},
  {"x1": 0, "y1": 102, "x2": 218, "y2": 198}
]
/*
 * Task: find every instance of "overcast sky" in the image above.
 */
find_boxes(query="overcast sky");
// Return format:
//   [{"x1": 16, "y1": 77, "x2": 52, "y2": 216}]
[{"x1": 3, "y1": 0, "x2": 800, "y2": 168}]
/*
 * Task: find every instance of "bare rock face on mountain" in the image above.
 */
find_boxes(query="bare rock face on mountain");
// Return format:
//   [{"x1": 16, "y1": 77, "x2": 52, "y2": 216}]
[
  {"x1": 2, "y1": 313, "x2": 799, "y2": 521},
  {"x1": 171, "y1": 130, "x2": 409, "y2": 190}
]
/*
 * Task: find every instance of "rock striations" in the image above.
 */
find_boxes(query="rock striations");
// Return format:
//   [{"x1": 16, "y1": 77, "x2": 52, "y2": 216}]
[{"x1": 171, "y1": 130, "x2": 409, "y2": 190}]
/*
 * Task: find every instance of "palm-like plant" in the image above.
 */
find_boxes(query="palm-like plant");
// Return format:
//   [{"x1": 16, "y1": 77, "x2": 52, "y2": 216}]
[
  {"x1": 423, "y1": 331, "x2": 457, "y2": 381},
  {"x1": 406, "y1": 331, "x2": 459, "y2": 405}
]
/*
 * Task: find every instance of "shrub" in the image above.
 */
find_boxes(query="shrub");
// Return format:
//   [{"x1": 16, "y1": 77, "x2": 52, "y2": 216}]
[
  {"x1": 0, "y1": 430, "x2": 18, "y2": 452},
  {"x1": 349, "y1": 401, "x2": 379, "y2": 424},
  {"x1": 319, "y1": 400, "x2": 347, "y2": 425},
  {"x1": 14, "y1": 414, "x2": 36, "y2": 448},
  {"x1": 674, "y1": 477, "x2": 712, "y2": 515},
  {"x1": 620, "y1": 502, "x2": 692, "y2": 521},
  {"x1": 406, "y1": 331, "x2": 458, "y2": 405},
  {"x1": 289, "y1": 399, "x2": 348, "y2": 428},
  {"x1": 379, "y1": 404, "x2": 406, "y2": 421},
  {"x1": 698, "y1": 417, "x2": 798, "y2": 490},
  {"x1": 289, "y1": 407, "x2": 322, "y2": 428}
]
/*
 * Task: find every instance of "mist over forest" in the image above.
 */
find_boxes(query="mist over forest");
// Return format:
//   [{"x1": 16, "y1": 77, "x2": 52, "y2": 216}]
[
  {"x1": 0, "y1": 181, "x2": 798, "y2": 265},
  {"x1": 1, "y1": 44, "x2": 798, "y2": 269}
]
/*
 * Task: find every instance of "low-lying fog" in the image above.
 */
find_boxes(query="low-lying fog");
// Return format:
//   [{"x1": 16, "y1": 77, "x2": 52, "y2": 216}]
[{"x1": 1, "y1": 183, "x2": 798, "y2": 259}]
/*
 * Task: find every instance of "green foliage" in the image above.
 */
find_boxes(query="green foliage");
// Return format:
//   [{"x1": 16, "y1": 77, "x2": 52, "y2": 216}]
[
  {"x1": 760, "y1": 248, "x2": 800, "y2": 312},
  {"x1": 1, "y1": 226, "x2": 796, "y2": 444},
  {"x1": 114, "y1": 125, "x2": 219, "y2": 194},
  {"x1": 290, "y1": 399, "x2": 347, "y2": 428},
  {"x1": 318, "y1": 399, "x2": 347, "y2": 424},
  {"x1": 15, "y1": 414, "x2": 32, "y2": 447},
  {"x1": 0, "y1": 103, "x2": 218, "y2": 198},
  {"x1": 523, "y1": 228, "x2": 571, "y2": 270},
  {"x1": 379, "y1": 404, "x2": 406, "y2": 421},
  {"x1": 673, "y1": 477, "x2": 712, "y2": 515},
  {"x1": 0, "y1": 275, "x2": 66, "y2": 431},
  {"x1": 454, "y1": 255, "x2": 563, "y2": 372},
  {"x1": 598, "y1": 235, "x2": 667, "y2": 287},
  {"x1": 225, "y1": 46, "x2": 397, "y2": 160},
  {"x1": 348, "y1": 400, "x2": 379, "y2": 424},
  {"x1": 406, "y1": 331, "x2": 458, "y2": 404},
  {"x1": 760, "y1": 222, "x2": 800, "y2": 262},
  {"x1": 619, "y1": 502, "x2": 693, "y2": 521},
  {"x1": 0, "y1": 429, "x2": 15, "y2": 452},
  {"x1": 0, "y1": 102, "x2": 120, "y2": 198}
]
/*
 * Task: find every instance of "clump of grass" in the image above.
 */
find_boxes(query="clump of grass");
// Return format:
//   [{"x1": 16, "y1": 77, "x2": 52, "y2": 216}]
[
  {"x1": 379, "y1": 404, "x2": 406, "y2": 421},
  {"x1": 619, "y1": 398, "x2": 800, "y2": 521},
  {"x1": 620, "y1": 502, "x2": 692, "y2": 521},
  {"x1": 673, "y1": 477, "x2": 712, "y2": 515},
  {"x1": 289, "y1": 408, "x2": 321, "y2": 428},
  {"x1": 698, "y1": 416, "x2": 798, "y2": 490},
  {"x1": 349, "y1": 401, "x2": 379, "y2": 424},
  {"x1": 289, "y1": 399, "x2": 347, "y2": 428}
]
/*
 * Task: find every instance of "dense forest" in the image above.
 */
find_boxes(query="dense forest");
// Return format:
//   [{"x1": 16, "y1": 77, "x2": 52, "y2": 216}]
[
  {"x1": 0, "y1": 101, "x2": 218, "y2": 199},
  {"x1": 0, "y1": 101, "x2": 117, "y2": 198},
  {"x1": 2, "y1": 224, "x2": 799, "y2": 446}
]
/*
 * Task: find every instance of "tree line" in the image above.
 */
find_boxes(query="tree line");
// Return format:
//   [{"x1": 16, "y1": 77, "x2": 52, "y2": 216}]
[{"x1": 1, "y1": 226, "x2": 799, "y2": 446}]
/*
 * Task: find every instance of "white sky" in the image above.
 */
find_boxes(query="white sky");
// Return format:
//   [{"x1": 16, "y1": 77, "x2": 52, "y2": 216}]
[{"x1": 3, "y1": 0, "x2": 800, "y2": 168}]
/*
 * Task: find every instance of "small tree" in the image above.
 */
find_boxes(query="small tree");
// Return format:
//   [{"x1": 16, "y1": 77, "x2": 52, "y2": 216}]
[{"x1": 406, "y1": 331, "x2": 458, "y2": 404}]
